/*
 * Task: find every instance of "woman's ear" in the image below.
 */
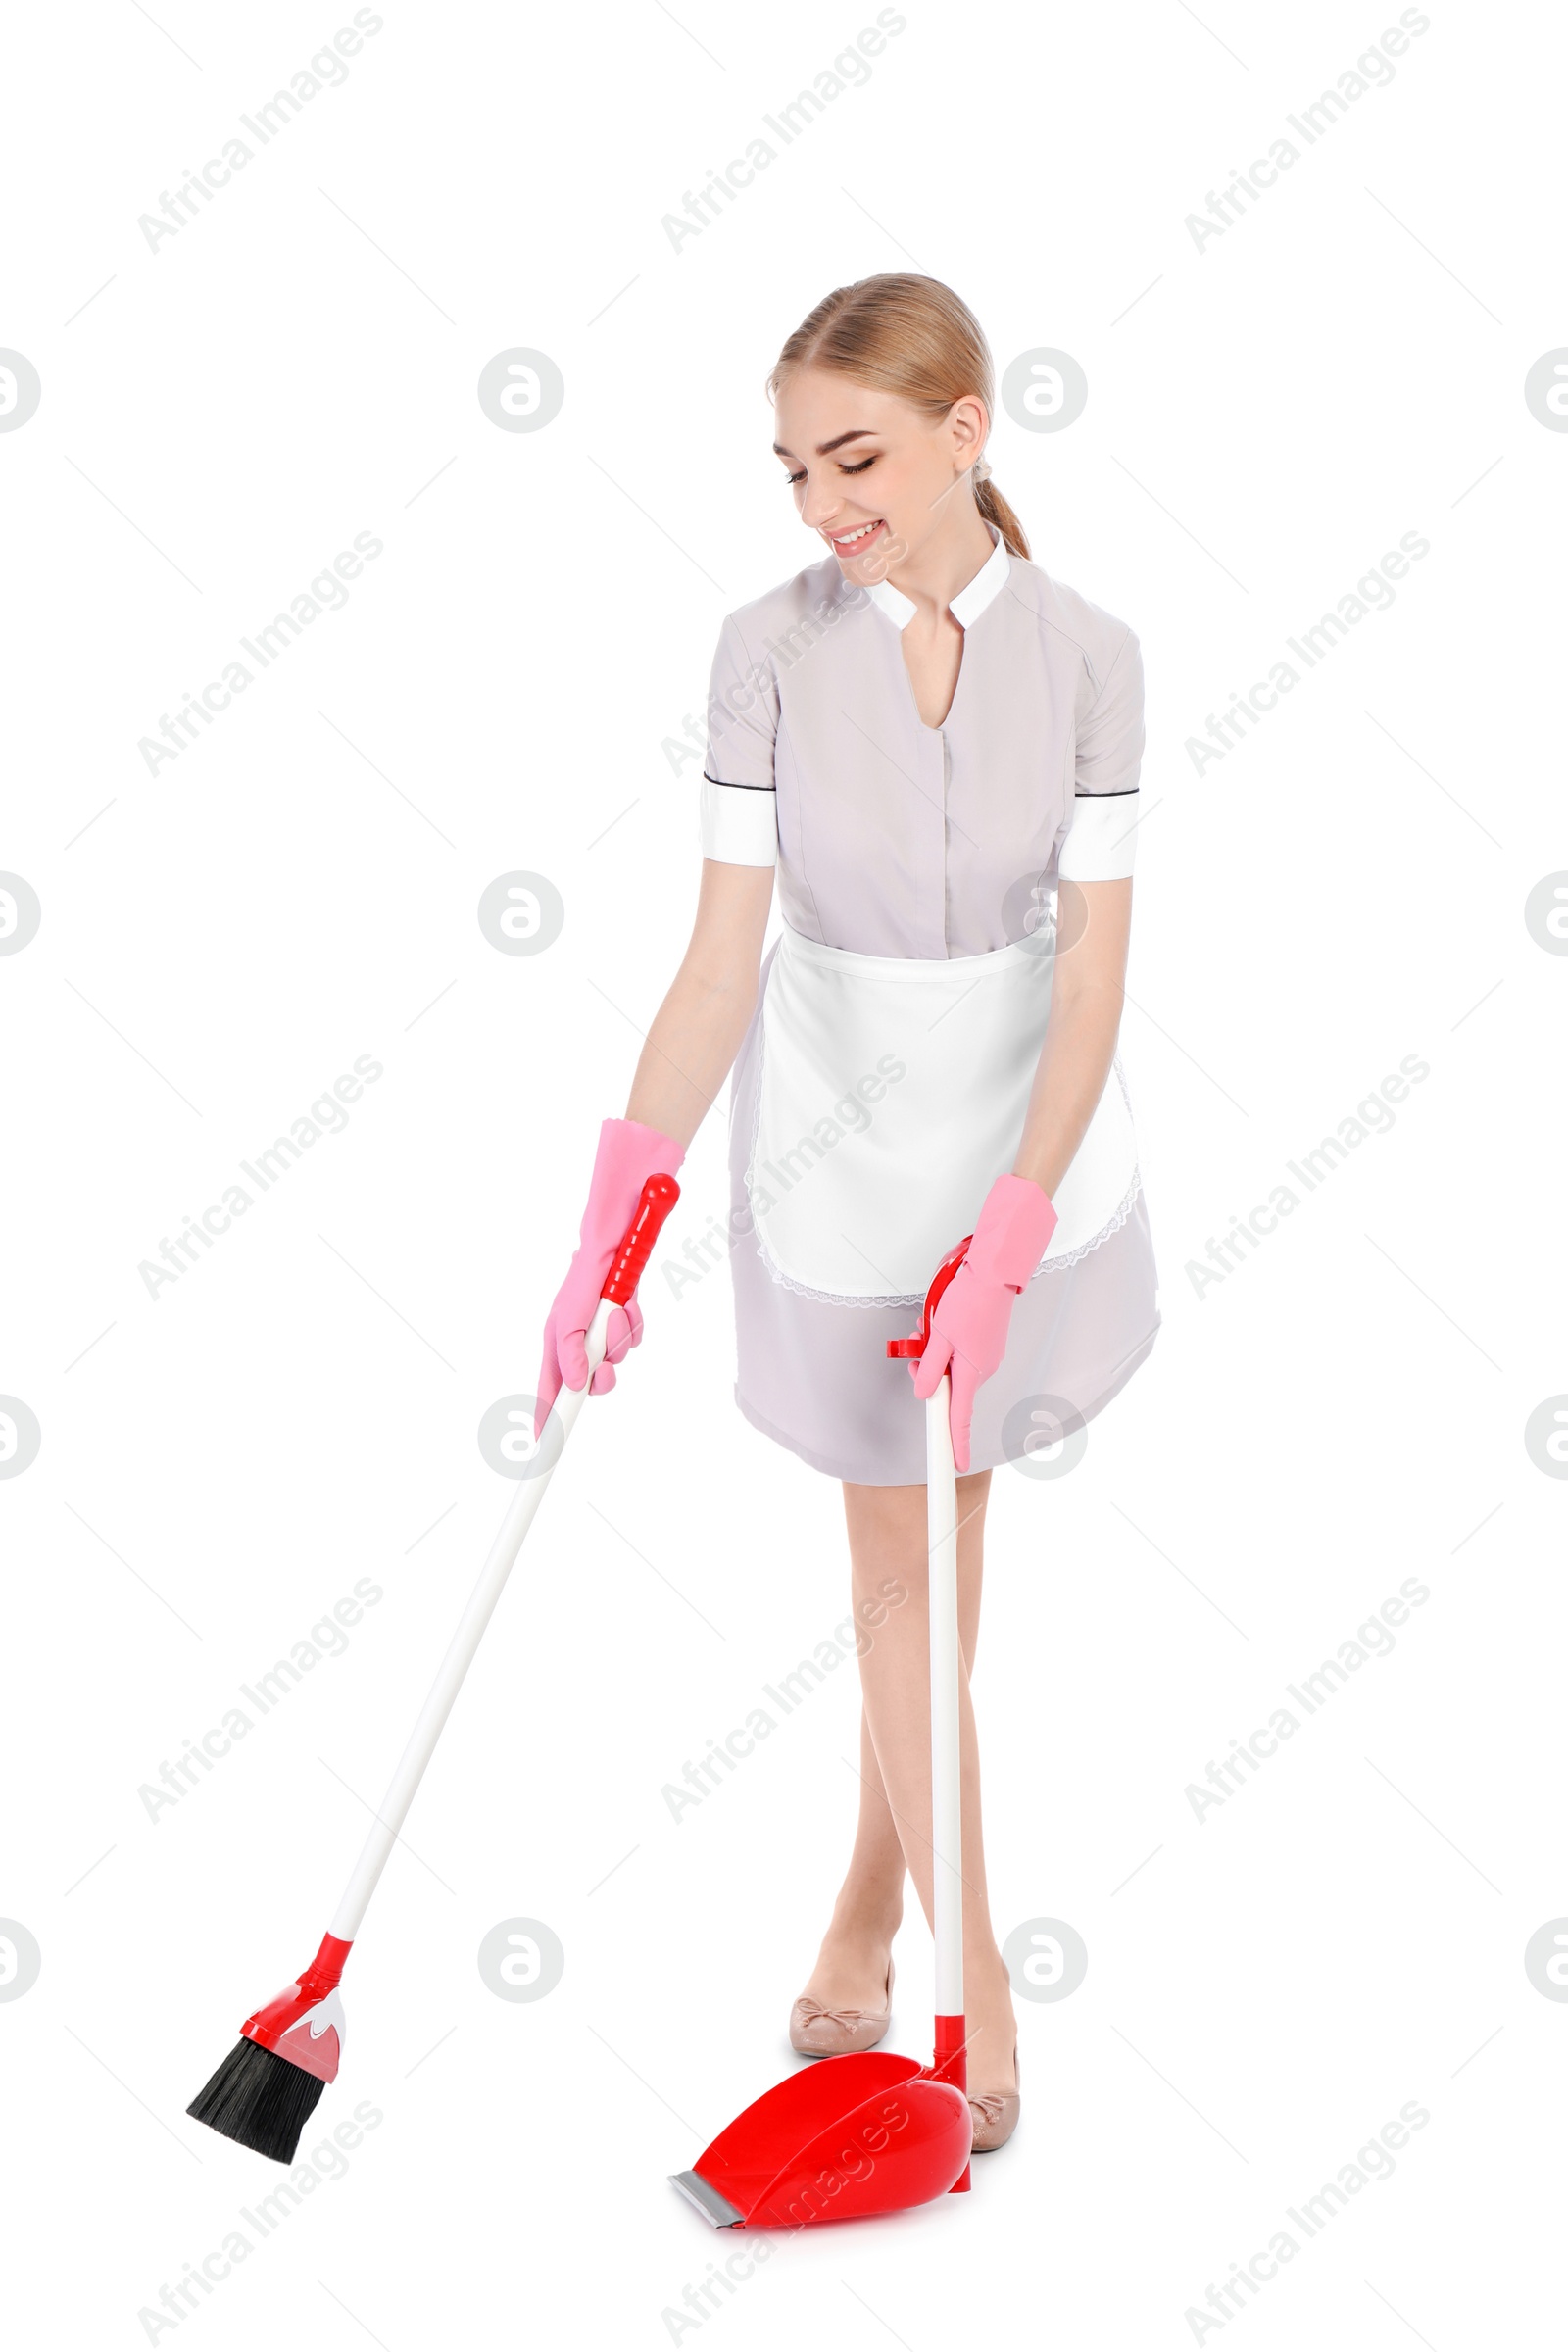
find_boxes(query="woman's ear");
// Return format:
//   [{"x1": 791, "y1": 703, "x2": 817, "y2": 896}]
[{"x1": 947, "y1": 393, "x2": 990, "y2": 471}]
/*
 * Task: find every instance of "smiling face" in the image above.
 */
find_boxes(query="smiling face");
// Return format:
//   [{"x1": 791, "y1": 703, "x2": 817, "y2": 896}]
[{"x1": 771, "y1": 367, "x2": 989, "y2": 582}]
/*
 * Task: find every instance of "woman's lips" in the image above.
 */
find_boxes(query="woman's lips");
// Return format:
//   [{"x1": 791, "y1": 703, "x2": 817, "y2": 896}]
[{"x1": 825, "y1": 518, "x2": 888, "y2": 559}]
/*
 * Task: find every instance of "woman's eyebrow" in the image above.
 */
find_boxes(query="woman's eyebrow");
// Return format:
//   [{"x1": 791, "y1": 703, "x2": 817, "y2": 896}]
[{"x1": 771, "y1": 429, "x2": 878, "y2": 459}]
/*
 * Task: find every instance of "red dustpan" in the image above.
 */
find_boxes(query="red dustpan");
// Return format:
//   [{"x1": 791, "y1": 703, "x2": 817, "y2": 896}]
[{"x1": 670, "y1": 1240, "x2": 977, "y2": 2229}]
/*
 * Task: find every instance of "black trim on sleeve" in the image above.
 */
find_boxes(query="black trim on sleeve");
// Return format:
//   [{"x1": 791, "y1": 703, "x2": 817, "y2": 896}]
[
  {"x1": 704, "y1": 771, "x2": 776, "y2": 792},
  {"x1": 1072, "y1": 786, "x2": 1141, "y2": 798}
]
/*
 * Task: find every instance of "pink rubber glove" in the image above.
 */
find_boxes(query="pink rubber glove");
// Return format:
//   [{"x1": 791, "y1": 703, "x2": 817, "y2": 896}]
[
  {"x1": 911, "y1": 1174, "x2": 1058, "y2": 1472},
  {"x1": 534, "y1": 1116, "x2": 685, "y2": 1436}
]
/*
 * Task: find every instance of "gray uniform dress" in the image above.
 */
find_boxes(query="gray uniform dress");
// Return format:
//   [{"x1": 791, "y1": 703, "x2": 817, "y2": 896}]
[{"x1": 700, "y1": 524, "x2": 1159, "y2": 1485}]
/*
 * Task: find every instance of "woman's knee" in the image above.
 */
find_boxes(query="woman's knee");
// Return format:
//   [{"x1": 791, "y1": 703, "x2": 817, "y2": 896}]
[{"x1": 842, "y1": 1480, "x2": 927, "y2": 1595}]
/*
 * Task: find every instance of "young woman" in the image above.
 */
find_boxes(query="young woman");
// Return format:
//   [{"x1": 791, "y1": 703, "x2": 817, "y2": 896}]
[{"x1": 535, "y1": 274, "x2": 1158, "y2": 2153}]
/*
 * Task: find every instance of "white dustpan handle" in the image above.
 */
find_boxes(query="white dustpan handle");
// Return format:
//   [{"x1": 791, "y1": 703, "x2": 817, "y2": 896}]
[
  {"x1": 927, "y1": 1376, "x2": 962, "y2": 2026},
  {"x1": 328, "y1": 1298, "x2": 614, "y2": 1943}
]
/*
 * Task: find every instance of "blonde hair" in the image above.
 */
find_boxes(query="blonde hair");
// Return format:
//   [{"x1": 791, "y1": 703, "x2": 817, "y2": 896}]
[{"x1": 767, "y1": 273, "x2": 1029, "y2": 559}]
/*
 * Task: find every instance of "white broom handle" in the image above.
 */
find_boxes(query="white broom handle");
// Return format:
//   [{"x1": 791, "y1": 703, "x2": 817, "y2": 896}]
[
  {"x1": 328, "y1": 1298, "x2": 613, "y2": 1942},
  {"x1": 927, "y1": 1377, "x2": 963, "y2": 2022}
]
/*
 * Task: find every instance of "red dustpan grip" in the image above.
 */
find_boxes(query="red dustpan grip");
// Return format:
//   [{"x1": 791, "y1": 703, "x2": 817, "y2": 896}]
[{"x1": 886, "y1": 1236, "x2": 972, "y2": 1360}]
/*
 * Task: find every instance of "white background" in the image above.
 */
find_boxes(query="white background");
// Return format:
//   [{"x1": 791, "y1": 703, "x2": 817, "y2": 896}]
[{"x1": 3, "y1": 0, "x2": 1565, "y2": 2344}]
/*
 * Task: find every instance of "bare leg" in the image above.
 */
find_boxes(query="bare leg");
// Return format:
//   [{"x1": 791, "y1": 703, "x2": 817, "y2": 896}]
[
  {"x1": 797, "y1": 1470, "x2": 1016, "y2": 2099},
  {"x1": 794, "y1": 1703, "x2": 906, "y2": 2012}
]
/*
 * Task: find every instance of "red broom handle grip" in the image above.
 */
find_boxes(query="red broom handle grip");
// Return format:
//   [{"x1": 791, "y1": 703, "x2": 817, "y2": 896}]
[{"x1": 603, "y1": 1173, "x2": 681, "y2": 1304}]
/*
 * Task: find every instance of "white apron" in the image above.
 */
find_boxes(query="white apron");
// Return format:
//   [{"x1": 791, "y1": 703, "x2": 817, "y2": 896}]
[{"x1": 743, "y1": 917, "x2": 1142, "y2": 1307}]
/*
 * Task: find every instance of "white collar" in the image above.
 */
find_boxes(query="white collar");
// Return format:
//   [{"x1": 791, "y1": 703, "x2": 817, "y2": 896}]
[{"x1": 863, "y1": 523, "x2": 1011, "y2": 633}]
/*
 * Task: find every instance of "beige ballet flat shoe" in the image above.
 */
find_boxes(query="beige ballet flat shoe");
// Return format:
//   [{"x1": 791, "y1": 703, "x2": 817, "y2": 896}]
[
  {"x1": 789, "y1": 1958, "x2": 895, "y2": 2058},
  {"x1": 968, "y1": 2038, "x2": 1020, "y2": 2153}
]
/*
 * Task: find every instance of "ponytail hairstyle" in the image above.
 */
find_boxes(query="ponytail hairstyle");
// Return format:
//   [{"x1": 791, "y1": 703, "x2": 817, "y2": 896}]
[{"x1": 766, "y1": 273, "x2": 1029, "y2": 559}]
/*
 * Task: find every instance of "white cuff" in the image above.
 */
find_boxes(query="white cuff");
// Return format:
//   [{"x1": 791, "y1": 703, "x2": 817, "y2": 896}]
[
  {"x1": 700, "y1": 774, "x2": 778, "y2": 866},
  {"x1": 1058, "y1": 790, "x2": 1138, "y2": 881}
]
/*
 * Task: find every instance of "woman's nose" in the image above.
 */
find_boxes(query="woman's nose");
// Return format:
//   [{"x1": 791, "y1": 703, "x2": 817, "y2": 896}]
[{"x1": 799, "y1": 479, "x2": 843, "y2": 531}]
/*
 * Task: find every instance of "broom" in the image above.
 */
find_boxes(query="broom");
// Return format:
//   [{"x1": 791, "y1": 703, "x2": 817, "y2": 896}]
[{"x1": 187, "y1": 1174, "x2": 680, "y2": 2161}]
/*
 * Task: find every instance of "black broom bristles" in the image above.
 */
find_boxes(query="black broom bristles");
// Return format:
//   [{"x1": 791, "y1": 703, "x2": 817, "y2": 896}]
[{"x1": 187, "y1": 2036, "x2": 327, "y2": 2165}]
